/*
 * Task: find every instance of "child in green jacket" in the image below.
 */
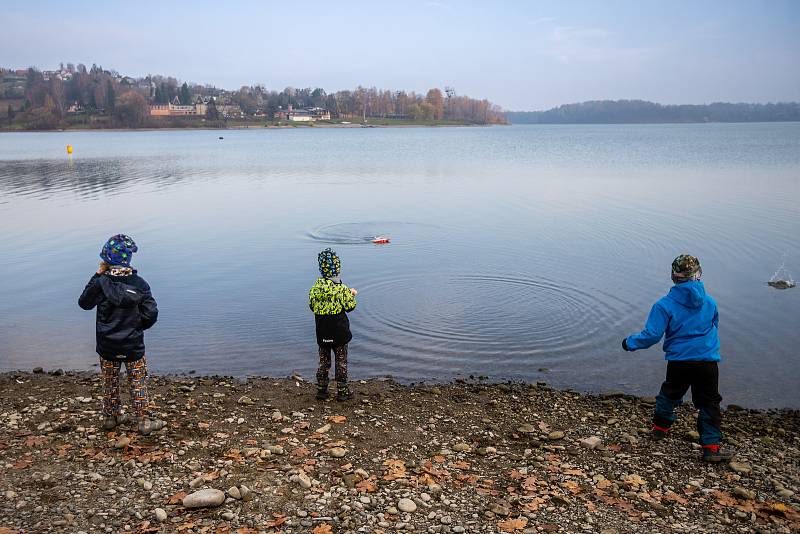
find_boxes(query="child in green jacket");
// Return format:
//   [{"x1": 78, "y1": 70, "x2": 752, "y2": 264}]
[{"x1": 309, "y1": 248, "x2": 357, "y2": 401}]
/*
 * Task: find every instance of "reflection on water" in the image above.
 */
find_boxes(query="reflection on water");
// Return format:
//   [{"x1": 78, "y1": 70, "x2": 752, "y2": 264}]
[{"x1": 0, "y1": 124, "x2": 798, "y2": 408}]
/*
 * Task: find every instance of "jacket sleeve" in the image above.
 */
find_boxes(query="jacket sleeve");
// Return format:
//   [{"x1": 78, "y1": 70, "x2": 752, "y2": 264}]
[
  {"x1": 340, "y1": 285, "x2": 357, "y2": 313},
  {"x1": 626, "y1": 301, "x2": 669, "y2": 351},
  {"x1": 139, "y1": 288, "x2": 159, "y2": 330},
  {"x1": 712, "y1": 302, "x2": 719, "y2": 329},
  {"x1": 78, "y1": 274, "x2": 103, "y2": 310}
]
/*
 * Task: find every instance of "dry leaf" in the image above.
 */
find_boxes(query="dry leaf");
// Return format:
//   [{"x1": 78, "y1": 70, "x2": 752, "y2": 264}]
[
  {"x1": 596, "y1": 479, "x2": 612, "y2": 490},
  {"x1": 166, "y1": 490, "x2": 188, "y2": 504},
  {"x1": 312, "y1": 525, "x2": 333, "y2": 534},
  {"x1": 292, "y1": 447, "x2": 311, "y2": 458},
  {"x1": 24, "y1": 435, "x2": 48, "y2": 447},
  {"x1": 498, "y1": 517, "x2": 528, "y2": 531},
  {"x1": 264, "y1": 514, "x2": 287, "y2": 527},
  {"x1": 356, "y1": 476, "x2": 377, "y2": 493},
  {"x1": 383, "y1": 459, "x2": 407, "y2": 480},
  {"x1": 12, "y1": 458, "x2": 31, "y2": 470},
  {"x1": 328, "y1": 415, "x2": 347, "y2": 424}
]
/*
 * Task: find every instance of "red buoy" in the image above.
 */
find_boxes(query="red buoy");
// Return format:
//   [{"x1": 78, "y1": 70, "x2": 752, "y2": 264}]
[{"x1": 372, "y1": 236, "x2": 390, "y2": 244}]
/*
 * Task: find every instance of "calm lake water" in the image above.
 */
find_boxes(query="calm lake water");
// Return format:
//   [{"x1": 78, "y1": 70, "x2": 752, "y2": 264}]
[{"x1": 1, "y1": 124, "x2": 798, "y2": 408}]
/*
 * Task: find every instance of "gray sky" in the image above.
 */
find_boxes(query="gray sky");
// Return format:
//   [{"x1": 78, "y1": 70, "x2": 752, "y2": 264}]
[{"x1": 2, "y1": 0, "x2": 799, "y2": 110}]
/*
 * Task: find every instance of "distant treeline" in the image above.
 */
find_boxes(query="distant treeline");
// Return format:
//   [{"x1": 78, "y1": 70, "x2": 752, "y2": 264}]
[
  {"x1": 1, "y1": 62, "x2": 506, "y2": 130},
  {"x1": 507, "y1": 100, "x2": 800, "y2": 124}
]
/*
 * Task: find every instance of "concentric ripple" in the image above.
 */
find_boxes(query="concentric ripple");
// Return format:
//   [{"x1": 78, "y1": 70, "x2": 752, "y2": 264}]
[{"x1": 354, "y1": 273, "x2": 632, "y2": 364}]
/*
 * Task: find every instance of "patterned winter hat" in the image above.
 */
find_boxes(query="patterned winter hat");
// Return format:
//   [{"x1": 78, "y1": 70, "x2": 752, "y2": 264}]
[
  {"x1": 318, "y1": 248, "x2": 341, "y2": 279},
  {"x1": 671, "y1": 254, "x2": 702, "y2": 282},
  {"x1": 100, "y1": 234, "x2": 138, "y2": 266}
]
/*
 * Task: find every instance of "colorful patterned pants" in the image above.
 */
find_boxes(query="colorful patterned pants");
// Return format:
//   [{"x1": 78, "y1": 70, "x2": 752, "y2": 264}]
[
  {"x1": 100, "y1": 357, "x2": 149, "y2": 418},
  {"x1": 317, "y1": 345, "x2": 348, "y2": 390}
]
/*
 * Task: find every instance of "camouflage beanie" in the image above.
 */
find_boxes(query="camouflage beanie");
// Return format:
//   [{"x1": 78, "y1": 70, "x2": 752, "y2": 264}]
[
  {"x1": 671, "y1": 254, "x2": 702, "y2": 283},
  {"x1": 318, "y1": 248, "x2": 341, "y2": 279},
  {"x1": 100, "y1": 234, "x2": 138, "y2": 267}
]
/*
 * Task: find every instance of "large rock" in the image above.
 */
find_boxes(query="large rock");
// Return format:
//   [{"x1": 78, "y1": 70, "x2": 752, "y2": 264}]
[
  {"x1": 580, "y1": 436, "x2": 603, "y2": 450},
  {"x1": 398, "y1": 498, "x2": 417, "y2": 513},
  {"x1": 183, "y1": 489, "x2": 225, "y2": 508}
]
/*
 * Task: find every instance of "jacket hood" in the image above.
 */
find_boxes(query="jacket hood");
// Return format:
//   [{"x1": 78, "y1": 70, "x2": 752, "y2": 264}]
[
  {"x1": 667, "y1": 280, "x2": 706, "y2": 309},
  {"x1": 98, "y1": 273, "x2": 144, "y2": 307}
]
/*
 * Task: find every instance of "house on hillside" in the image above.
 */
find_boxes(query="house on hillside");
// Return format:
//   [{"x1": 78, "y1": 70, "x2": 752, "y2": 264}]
[
  {"x1": 149, "y1": 96, "x2": 207, "y2": 117},
  {"x1": 273, "y1": 105, "x2": 331, "y2": 121}
]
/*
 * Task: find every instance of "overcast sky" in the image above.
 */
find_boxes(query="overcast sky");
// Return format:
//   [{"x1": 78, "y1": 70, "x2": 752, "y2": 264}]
[{"x1": 2, "y1": 0, "x2": 798, "y2": 110}]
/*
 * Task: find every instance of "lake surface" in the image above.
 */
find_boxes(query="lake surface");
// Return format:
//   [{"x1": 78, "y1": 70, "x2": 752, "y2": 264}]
[{"x1": 1, "y1": 124, "x2": 798, "y2": 408}]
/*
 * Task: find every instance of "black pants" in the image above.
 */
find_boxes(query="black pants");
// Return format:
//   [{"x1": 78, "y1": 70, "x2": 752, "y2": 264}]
[
  {"x1": 317, "y1": 344, "x2": 348, "y2": 390},
  {"x1": 653, "y1": 361, "x2": 722, "y2": 445}
]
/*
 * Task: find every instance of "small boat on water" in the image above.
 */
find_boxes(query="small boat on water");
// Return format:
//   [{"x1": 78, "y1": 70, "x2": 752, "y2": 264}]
[
  {"x1": 768, "y1": 280, "x2": 796, "y2": 289},
  {"x1": 372, "y1": 236, "x2": 390, "y2": 244}
]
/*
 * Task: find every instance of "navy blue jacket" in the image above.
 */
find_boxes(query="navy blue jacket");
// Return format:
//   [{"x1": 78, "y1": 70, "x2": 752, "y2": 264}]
[
  {"x1": 626, "y1": 280, "x2": 720, "y2": 362},
  {"x1": 78, "y1": 271, "x2": 158, "y2": 361}
]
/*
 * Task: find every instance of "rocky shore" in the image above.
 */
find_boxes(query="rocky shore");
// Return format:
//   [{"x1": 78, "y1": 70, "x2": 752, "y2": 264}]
[{"x1": 0, "y1": 371, "x2": 798, "y2": 533}]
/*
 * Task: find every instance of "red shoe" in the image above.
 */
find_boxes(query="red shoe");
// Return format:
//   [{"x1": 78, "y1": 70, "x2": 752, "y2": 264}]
[{"x1": 651, "y1": 424, "x2": 669, "y2": 441}]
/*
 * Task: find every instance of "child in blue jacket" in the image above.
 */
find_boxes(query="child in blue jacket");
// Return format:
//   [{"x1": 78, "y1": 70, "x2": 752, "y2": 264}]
[{"x1": 623, "y1": 254, "x2": 732, "y2": 462}]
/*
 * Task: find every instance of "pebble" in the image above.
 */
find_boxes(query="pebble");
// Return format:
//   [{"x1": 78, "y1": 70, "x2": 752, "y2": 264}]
[
  {"x1": 221, "y1": 511, "x2": 235, "y2": 521},
  {"x1": 329, "y1": 447, "x2": 347, "y2": 458},
  {"x1": 292, "y1": 473, "x2": 312, "y2": 489},
  {"x1": 189, "y1": 476, "x2": 205, "y2": 489},
  {"x1": 398, "y1": 498, "x2": 417, "y2": 513},
  {"x1": 182, "y1": 489, "x2": 226, "y2": 508},
  {"x1": 777, "y1": 488, "x2": 794, "y2": 498},
  {"x1": 239, "y1": 484, "x2": 253, "y2": 501},
  {"x1": 732, "y1": 486, "x2": 756, "y2": 500},
  {"x1": 547, "y1": 431, "x2": 565, "y2": 440},
  {"x1": 490, "y1": 504, "x2": 510, "y2": 517},
  {"x1": 237, "y1": 395, "x2": 255, "y2": 405},
  {"x1": 580, "y1": 436, "x2": 603, "y2": 449},
  {"x1": 267, "y1": 445, "x2": 285, "y2": 455},
  {"x1": 453, "y1": 443, "x2": 471, "y2": 452},
  {"x1": 729, "y1": 461, "x2": 752, "y2": 474},
  {"x1": 517, "y1": 424, "x2": 536, "y2": 434},
  {"x1": 114, "y1": 436, "x2": 130, "y2": 449},
  {"x1": 315, "y1": 423, "x2": 331, "y2": 434},
  {"x1": 227, "y1": 486, "x2": 241, "y2": 500},
  {"x1": 154, "y1": 508, "x2": 167, "y2": 522}
]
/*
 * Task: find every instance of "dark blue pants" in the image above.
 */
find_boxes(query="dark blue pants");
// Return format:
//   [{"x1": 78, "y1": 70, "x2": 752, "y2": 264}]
[{"x1": 653, "y1": 361, "x2": 722, "y2": 445}]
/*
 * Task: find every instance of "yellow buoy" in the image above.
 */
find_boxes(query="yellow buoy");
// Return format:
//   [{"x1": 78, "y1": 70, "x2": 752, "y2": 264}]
[{"x1": 66, "y1": 145, "x2": 73, "y2": 154}]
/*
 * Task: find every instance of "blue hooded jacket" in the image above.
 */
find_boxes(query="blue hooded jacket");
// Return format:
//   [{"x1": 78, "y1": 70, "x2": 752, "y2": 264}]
[{"x1": 626, "y1": 280, "x2": 720, "y2": 361}]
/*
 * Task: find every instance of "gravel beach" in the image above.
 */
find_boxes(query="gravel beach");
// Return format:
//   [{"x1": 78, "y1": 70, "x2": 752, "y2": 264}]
[{"x1": 0, "y1": 371, "x2": 798, "y2": 533}]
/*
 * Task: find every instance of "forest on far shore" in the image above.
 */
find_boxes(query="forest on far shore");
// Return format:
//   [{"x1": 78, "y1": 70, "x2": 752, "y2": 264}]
[{"x1": 507, "y1": 100, "x2": 800, "y2": 124}]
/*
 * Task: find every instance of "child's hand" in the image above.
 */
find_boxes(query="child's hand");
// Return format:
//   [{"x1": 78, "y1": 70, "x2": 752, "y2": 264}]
[
  {"x1": 350, "y1": 288, "x2": 358, "y2": 296},
  {"x1": 97, "y1": 261, "x2": 109, "y2": 275}
]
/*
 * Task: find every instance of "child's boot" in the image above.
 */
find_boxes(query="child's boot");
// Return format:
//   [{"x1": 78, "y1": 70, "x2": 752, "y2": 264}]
[
  {"x1": 102, "y1": 413, "x2": 130, "y2": 431},
  {"x1": 336, "y1": 383, "x2": 353, "y2": 402},
  {"x1": 316, "y1": 384, "x2": 329, "y2": 400},
  {"x1": 651, "y1": 424, "x2": 670, "y2": 441},
  {"x1": 702, "y1": 444, "x2": 733, "y2": 463}
]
